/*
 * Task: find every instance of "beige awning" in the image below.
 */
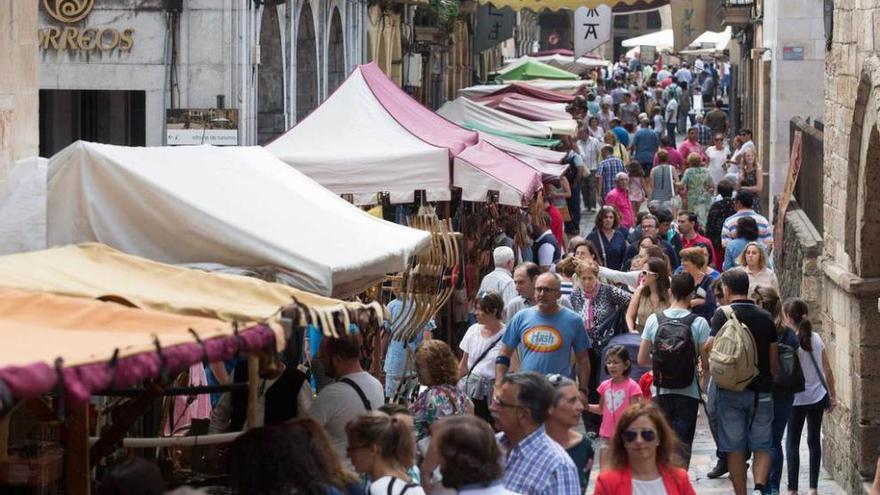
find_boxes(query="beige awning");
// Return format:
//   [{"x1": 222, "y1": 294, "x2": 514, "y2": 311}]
[{"x1": 0, "y1": 243, "x2": 384, "y2": 332}]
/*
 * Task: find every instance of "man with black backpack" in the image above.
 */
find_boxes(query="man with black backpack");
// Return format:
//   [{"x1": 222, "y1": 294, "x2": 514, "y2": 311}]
[
  {"x1": 705, "y1": 269, "x2": 779, "y2": 495},
  {"x1": 637, "y1": 272, "x2": 710, "y2": 468}
]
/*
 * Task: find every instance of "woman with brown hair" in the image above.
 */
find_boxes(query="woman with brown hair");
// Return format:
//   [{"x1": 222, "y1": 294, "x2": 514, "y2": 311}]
[
  {"x1": 286, "y1": 417, "x2": 362, "y2": 494},
  {"x1": 735, "y1": 241, "x2": 779, "y2": 295},
  {"x1": 431, "y1": 416, "x2": 518, "y2": 494},
  {"x1": 411, "y1": 340, "x2": 469, "y2": 442},
  {"x1": 458, "y1": 292, "x2": 505, "y2": 423},
  {"x1": 346, "y1": 412, "x2": 425, "y2": 495},
  {"x1": 593, "y1": 402, "x2": 695, "y2": 494},
  {"x1": 586, "y1": 205, "x2": 628, "y2": 270},
  {"x1": 625, "y1": 257, "x2": 672, "y2": 333}
]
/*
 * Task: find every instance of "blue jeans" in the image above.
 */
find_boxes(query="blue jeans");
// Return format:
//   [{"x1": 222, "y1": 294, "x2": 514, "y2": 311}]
[{"x1": 769, "y1": 393, "x2": 794, "y2": 491}]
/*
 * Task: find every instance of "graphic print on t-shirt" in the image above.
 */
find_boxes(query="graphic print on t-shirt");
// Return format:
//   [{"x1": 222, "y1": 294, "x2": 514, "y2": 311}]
[
  {"x1": 522, "y1": 325, "x2": 564, "y2": 352},
  {"x1": 606, "y1": 388, "x2": 626, "y2": 413}
]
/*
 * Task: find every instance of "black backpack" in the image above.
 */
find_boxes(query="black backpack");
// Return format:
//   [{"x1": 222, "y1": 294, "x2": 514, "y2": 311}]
[
  {"x1": 652, "y1": 312, "x2": 699, "y2": 389},
  {"x1": 773, "y1": 342, "x2": 806, "y2": 394}
]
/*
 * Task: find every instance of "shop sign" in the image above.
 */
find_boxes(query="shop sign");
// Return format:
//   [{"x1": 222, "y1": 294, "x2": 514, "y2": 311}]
[
  {"x1": 39, "y1": 0, "x2": 135, "y2": 53},
  {"x1": 166, "y1": 109, "x2": 239, "y2": 146}
]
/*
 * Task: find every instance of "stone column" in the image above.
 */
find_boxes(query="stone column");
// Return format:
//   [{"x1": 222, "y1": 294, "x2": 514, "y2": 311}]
[{"x1": 0, "y1": 2, "x2": 39, "y2": 191}]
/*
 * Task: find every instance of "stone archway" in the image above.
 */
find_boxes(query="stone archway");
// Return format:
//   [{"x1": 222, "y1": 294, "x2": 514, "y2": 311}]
[
  {"x1": 327, "y1": 7, "x2": 345, "y2": 95},
  {"x1": 296, "y1": 1, "x2": 318, "y2": 122},
  {"x1": 846, "y1": 56, "x2": 880, "y2": 277},
  {"x1": 257, "y1": 0, "x2": 285, "y2": 144}
]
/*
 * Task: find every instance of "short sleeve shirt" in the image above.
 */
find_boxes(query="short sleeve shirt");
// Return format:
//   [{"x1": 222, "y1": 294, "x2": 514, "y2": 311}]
[
  {"x1": 597, "y1": 378, "x2": 643, "y2": 438},
  {"x1": 710, "y1": 301, "x2": 777, "y2": 393},
  {"x1": 502, "y1": 306, "x2": 591, "y2": 377},
  {"x1": 641, "y1": 308, "x2": 710, "y2": 400},
  {"x1": 459, "y1": 324, "x2": 505, "y2": 379}
]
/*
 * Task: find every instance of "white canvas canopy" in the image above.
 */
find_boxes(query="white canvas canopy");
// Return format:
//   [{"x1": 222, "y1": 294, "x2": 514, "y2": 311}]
[
  {"x1": 267, "y1": 64, "x2": 541, "y2": 207},
  {"x1": 458, "y1": 80, "x2": 592, "y2": 99},
  {"x1": 265, "y1": 67, "x2": 451, "y2": 205},
  {"x1": 437, "y1": 97, "x2": 556, "y2": 138},
  {"x1": 47, "y1": 141, "x2": 432, "y2": 297},
  {"x1": 501, "y1": 54, "x2": 609, "y2": 75}
]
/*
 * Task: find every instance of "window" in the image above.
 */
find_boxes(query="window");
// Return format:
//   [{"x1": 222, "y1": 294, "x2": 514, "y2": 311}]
[
  {"x1": 614, "y1": 15, "x2": 628, "y2": 29},
  {"x1": 646, "y1": 11, "x2": 661, "y2": 29}
]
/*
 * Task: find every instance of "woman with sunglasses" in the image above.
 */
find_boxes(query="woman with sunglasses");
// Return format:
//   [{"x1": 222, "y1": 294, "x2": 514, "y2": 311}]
[
  {"x1": 546, "y1": 374, "x2": 594, "y2": 492},
  {"x1": 625, "y1": 257, "x2": 672, "y2": 333},
  {"x1": 593, "y1": 402, "x2": 695, "y2": 495}
]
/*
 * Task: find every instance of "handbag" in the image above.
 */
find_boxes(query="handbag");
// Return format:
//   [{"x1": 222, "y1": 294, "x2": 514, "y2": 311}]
[
  {"x1": 806, "y1": 348, "x2": 833, "y2": 411},
  {"x1": 457, "y1": 334, "x2": 503, "y2": 400},
  {"x1": 592, "y1": 308, "x2": 628, "y2": 350}
]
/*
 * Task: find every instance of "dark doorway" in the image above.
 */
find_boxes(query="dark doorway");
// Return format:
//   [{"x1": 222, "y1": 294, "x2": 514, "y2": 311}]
[{"x1": 39, "y1": 89, "x2": 145, "y2": 157}]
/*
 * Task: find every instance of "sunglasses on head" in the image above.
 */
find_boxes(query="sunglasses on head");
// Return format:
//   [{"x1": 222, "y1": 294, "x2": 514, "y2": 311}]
[{"x1": 623, "y1": 429, "x2": 657, "y2": 443}]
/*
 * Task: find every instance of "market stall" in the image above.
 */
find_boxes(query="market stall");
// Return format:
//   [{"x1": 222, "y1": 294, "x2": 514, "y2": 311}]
[
  {"x1": 503, "y1": 53, "x2": 609, "y2": 75},
  {"x1": 458, "y1": 80, "x2": 587, "y2": 100},
  {"x1": 267, "y1": 63, "x2": 543, "y2": 208},
  {"x1": 495, "y1": 59, "x2": 581, "y2": 81},
  {"x1": 436, "y1": 96, "x2": 576, "y2": 139},
  {"x1": 47, "y1": 142, "x2": 431, "y2": 297}
]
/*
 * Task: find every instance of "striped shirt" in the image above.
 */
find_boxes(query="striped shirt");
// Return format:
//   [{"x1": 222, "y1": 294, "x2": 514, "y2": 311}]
[
  {"x1": 596, "y1": 157, "x2": 626, "y2": 198},
  {"x1": 721, "y1": 209, "x2": 773, "y2": 249},
  {"x1": 500, "y1": 426, "x2": 581, "y2": 495}
]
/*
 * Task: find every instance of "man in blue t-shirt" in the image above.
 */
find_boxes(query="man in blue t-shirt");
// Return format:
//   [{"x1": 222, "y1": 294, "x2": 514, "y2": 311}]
[{"x1": 495, "y1": 273, "x2": 591, "y2": 393}]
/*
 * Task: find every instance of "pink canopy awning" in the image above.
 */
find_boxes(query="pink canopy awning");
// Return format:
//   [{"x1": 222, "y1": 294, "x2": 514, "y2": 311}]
[
  {"x1": 481, "y1": 95, "x2": 573, "y2": 122},
  {"x1": 484, "y1": 83, "x2": 577, "y2": 104}
]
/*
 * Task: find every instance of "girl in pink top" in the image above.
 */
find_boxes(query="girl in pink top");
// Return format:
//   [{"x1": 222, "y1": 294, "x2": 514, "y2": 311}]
[{"x1": 588, "y1": 345, "x2": 643, "y2": 469}]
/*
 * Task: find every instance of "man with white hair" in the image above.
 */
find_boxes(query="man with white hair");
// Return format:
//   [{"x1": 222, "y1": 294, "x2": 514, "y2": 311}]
[{"x1": 478, "y1": 246, "x2": 518, "y2": 305}]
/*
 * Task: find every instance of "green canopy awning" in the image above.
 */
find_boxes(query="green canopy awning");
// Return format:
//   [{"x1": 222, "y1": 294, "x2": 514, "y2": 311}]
[
  {"x1": 497, "y1": 60, "x2": 580, "y2": 82},
  {"x1": 464, "y1": 122, "x2": 561, "y2": 148}
]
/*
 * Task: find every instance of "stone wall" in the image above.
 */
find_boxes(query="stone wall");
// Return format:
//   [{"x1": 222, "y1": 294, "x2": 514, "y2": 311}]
[
  {"x1": 822, "y1": 0, "x2": 880, "y2": 492},
  {"x1": 775, "y1": 203, "x2": 823, "y2": 310},
  {"x1": 0, "y1": 2, "x2": 39, "y2": 188}
]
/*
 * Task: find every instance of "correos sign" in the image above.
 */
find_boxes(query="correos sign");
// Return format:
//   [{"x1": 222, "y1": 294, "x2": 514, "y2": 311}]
[{"x1": 39, "y1": 0, "x2": 135, "y2": 53}]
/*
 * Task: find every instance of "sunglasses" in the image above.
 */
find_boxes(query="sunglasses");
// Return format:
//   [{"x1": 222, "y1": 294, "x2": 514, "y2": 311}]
[
  {"x1": 623, "y1": 429, "x2": 657, "y2": 443},
  {"x1": 547, "y1": 373, "x2": 566, "y2": 386},
  {"x1": 640, "y1": 270, "x2": 658, "y2": 277}
]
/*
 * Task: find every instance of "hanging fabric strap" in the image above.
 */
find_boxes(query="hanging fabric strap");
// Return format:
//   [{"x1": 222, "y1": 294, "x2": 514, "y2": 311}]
[{"x1": 340, "y1": 378, "x2": 372, "y2": 411}]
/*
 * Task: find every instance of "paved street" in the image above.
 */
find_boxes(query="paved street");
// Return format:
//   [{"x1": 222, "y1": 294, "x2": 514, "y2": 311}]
[
  {"x1": 583, "y1": 413, "x2": 847, "y2": 494},
  {"x1": 576, "y1": 204, "x2": 846, "y2": 493}
]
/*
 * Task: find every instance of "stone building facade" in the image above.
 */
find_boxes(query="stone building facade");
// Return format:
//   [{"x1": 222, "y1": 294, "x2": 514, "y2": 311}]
[
  {"x1": 37, "y1": 0, "x2": 366, "y2": 152},
  {"x1": 0, "y1": 2, "x2": 39, "y2": 186},
  {"x1": 821, "y1": 1, "x2": 880, "y2": 492}
]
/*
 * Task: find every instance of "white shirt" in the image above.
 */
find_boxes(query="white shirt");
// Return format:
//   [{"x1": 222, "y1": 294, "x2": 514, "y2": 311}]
[
  {"x1": 459, "y1": 481, "x2": 521, "y2": 495},
  {"x1": 706, "y1": 146, "x2": 728, "y2": 186},
  {"x1": 732, "y1": 140, "x2": 756, "y2": 162},
  {"x1": 535, "y1": 230, "x2": 556, "y2": 268},
  {"x1": 308, "y1": 371, "x2": 385, "y2": 464},
  {"x1": 632, "y1": 477, "x2": 668, "y2": 495},
  {"x1": 460, "y1": 324, "x2": 505, "y2": 379},
  {"x1": 665, "y1": 98, "x2": 679, "y2": 122},
  {"x1": 578, "y1": 137, "x2": 602, "y2": 171},
  {"x1": 478, "y1": 267, "x2": 517, "y2": 305},
  {"x1": 794, "y1": 333, "x2": 828, "y2": 407},
  {"x1": 369, "y1": 476, "x2": 426, "y2": 495}
]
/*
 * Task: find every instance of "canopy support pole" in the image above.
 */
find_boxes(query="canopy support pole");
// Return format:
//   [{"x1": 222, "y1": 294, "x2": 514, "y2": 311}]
[
  {"x1": 65, "y1": 402, "x2": 90, "y2": 495},
  {"x1": 0, "y1": 412, "x2": 9, "y2": 461},
  {"x1": 90, "y1": 384, "x2": 164, "y2": 466},
  {"x1": 246, "y1": 355, "x2": 260, "y2": 429}
]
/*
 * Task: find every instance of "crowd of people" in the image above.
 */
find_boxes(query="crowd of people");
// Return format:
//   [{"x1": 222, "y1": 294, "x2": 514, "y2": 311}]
[{"x1": 96, "y1": 56, "x2": 837, "y2": 495}]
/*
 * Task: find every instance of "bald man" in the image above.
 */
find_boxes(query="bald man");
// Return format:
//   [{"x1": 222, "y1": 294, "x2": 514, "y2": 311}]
[{"x1": 495, "y1": 273, "x2": 591, "y2": 395}]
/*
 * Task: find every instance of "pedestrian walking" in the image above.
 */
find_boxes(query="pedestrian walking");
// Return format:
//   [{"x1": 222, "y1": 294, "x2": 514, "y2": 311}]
[
  {"x1": 586, "y1": 205, "x2": 628, "y2": 271},
  {"x1": 503, "y1": 262, "x2": 574, "y2": 322},
  {"x1": 706, "y1": 269, "x2": 779, "y2": 495},
  {"x1": 429, "y1": 416, "x2": 519, "y2": 495},
  {"x1": 784, "y1": 297, "x2": 837, "y2": 495},
  {"x1": 631, "y1": 117, "x2": 660, "y2": 177},
  {"x1": 411, "y1": 340, "x2": 469, "y2": 442},
  {"x1": 751, "y1": 286, "x2": 802, "y2": 495},
  {"x1": 647, "y1": 150, "x2": 680, "y2": 214},
  {"x1": 605, "y1": 172, "x2": 635, "y2": 229},
  {"x1": 626, "y1": 160, "x2": 647, "y2": 214},
  {"x1": 678, "y1": 247, "x2": 718, "y2": 321},
  {"x1": 680, "y1": 152, "x2": 715, "y2": 226},
  {"x1": 637, "y1": 272, "x2": 710, "y2": 468},
  {"x1": 458, "y1": 293, "x2": 506, "y2": 423},
  {"x1": 592, "y1": 402, "x2": 696, "y2": 494},
  {"x1": 735, "y1": 242, "x2": 780, "y2": 296},
  {"x1": 495, "y1": 273, "x2": 591, "y2": 388},
  {"x1": 578, "y1": 128, "x2": 602, "y2": 213},
  {"x1": 491, "y1": 372, "x2": 581, "y2": 495},
  {"x1": 721, "y1": 191, "x2": 773, "y2": 252},
  {"x1": 346, "y1": 412, "x2": 426, "y2": 495},
  {"x1": 625, "y1": 257, "x2": 672, "y2": 333},
  {"x1": 706, "y1": 179, "x2": 737, "y2": 268},
  {"x1": 546, "y1": 374, "x2": 594, "y2": 491},
  {"x1": 587, "y1": 345, "x2": 643, "y2": 469},
  {"x1": 478, "y1": 247, "x2": 517, "y2": 305}
]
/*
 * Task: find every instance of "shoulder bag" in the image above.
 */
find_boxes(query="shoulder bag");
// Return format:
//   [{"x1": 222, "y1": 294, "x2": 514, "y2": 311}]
[
  {"x1": 457, "y1": 333, "x2": 503, "y2": 400},
  {"x1": 806, "y1": 347, "x2": 833, "y2": 411}
]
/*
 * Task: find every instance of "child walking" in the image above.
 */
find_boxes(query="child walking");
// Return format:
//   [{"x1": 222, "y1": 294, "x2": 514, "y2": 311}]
[
  {"x1": 588, "y1": 345, "x2": 643, "y2": 470},
  {"x1": 626, "y1": 161, "x2": 646, "y2": 215}
]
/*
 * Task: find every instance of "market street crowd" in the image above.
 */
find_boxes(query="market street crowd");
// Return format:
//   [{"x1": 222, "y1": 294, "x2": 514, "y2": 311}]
[{"x1": 97, "y1": 56, "x2": 842, "y2": 495}]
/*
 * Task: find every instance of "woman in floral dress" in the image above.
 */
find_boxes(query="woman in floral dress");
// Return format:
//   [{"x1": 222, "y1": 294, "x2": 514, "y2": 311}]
[
  {"x1": 410, "y1": 340, "x2": 469, "y2": 442},
  {"x1": 680, "y1": 152, "x2": 715, "y2": 225}
]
